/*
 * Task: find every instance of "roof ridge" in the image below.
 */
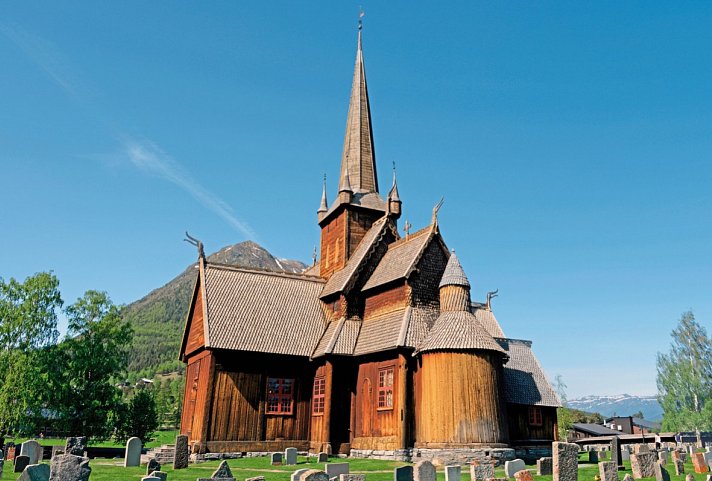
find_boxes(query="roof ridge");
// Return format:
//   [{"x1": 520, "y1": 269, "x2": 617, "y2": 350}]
[
  {"x1": 205, "y1": 262, "x2": 325, "y2": 283},
  {"x1": 495, "y1": 337, "x2": 533, "y2": 347},
  {"x1": 388, "y1": 225, "x2": 430, "y2": 248}
]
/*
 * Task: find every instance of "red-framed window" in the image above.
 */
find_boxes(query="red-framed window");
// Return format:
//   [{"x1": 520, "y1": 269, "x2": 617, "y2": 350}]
[
  {"x1": 266, "y1": 378, "x2": 294, "y2": 415},
  {"x1": 312, "y1": 376, "x2": 326, "y2": 415},
  {"x1": 528, "y1": 406, "x2": 543, "y2": 426},
  {"x1": 377, "y1": 366, "x2": 394, "y2": 410}
]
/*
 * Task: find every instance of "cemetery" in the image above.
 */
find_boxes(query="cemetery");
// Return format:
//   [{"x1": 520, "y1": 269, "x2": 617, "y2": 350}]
[{"x1": 3, "y1": 436, "x2": 712, "y2": 481}]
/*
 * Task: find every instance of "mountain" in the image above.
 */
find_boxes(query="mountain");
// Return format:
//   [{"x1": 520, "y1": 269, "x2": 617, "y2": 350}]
[
  {"x1": 123, "y1": 241, "x2": 307, "y2": 373},
  {"x1": 567, "y1": 394, "x2": 663, "y2": 421}
]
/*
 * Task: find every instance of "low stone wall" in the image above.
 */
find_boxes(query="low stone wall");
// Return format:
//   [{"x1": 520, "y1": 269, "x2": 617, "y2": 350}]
[{"x1": 350, "y1": 447, "x2": 516, "y2": 465}]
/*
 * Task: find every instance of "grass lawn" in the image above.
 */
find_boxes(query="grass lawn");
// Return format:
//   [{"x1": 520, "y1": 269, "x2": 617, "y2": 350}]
[
  {"x1": 5, "y1": 429, "x2": 179, "y2": 449},
  {"x1": 0, "y1": 451, "x2": 705, "y2": 481}
]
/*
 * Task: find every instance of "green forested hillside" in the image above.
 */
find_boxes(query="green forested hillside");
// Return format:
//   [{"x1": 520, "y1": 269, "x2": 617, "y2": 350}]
[{"x1": 123, "y1": 241, "x2": 307, "y2": 376}]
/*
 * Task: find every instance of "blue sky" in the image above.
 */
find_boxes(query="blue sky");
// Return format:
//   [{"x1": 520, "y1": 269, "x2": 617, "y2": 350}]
[{"x1": 2, "y1": 2, "x2": 712, "y2": 399}]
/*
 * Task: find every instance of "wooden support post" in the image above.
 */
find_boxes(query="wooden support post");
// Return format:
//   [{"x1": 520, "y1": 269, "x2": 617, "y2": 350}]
[{"x1": 398, "y1": 353, "x2": 408, "y2": 450}]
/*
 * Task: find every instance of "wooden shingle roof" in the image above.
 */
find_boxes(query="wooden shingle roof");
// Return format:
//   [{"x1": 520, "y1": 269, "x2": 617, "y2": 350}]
[
  {"x1": 362, "y1": 226, "x2": 434, "y2": 291},
  {"x1": 415, "y1": 311, "x2": 506, "y2": 355},
  {"x1": 473, "y1": 306, "x2": 506, "y2": 338},
  {"x1": 202, "y1": 264, "x2": 326, "y2": 357},
  {"x1": 498, "y1": 338, "x2": 561, "y2": 407}
]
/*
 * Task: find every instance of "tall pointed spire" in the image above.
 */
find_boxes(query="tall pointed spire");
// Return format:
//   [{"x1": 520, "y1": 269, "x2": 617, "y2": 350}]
[{"x1": 339, "y1": 23, "x2": 378, "y2": 194}]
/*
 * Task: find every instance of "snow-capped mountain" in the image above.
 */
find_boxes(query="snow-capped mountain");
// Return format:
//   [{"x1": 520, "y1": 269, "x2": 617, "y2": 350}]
[{"x1": 567, "y1": 394, "x2": 663, "y2": 421}]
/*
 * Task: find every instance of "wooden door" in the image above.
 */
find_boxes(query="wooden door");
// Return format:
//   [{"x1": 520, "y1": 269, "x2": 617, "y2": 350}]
[{"x1": 182, "y1": 359, "x2": 201, "y2": 440}]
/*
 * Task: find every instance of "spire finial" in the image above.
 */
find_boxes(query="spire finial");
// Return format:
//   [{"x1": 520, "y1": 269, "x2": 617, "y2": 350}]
[
  {"x1": 312, "y1": 246, "x2": 318, "y2": 266},
  {"x1": 358, "y1": 8, "x2": 364, "y2": 31},
  {"x1": 184, "y1": 231, "x2": 205, "y2": 260},
  {"x1": 404, "y1": 219, "x2": 412, "y2": 239},
  {"x1": 388, "y1": 161, "x2": 400, "y2": 202},
  {"x1": 340, "y1": 157, "x2": 353, "y2": 193}
]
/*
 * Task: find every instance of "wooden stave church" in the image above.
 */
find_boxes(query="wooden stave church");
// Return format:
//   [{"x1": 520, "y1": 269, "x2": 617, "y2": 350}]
[{"x1": 178, "y1": 28, "x2": 559, "y2": 463}]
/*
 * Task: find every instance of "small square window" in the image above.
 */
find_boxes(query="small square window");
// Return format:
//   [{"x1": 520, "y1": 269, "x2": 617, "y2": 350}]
[
  {"x1": 528, "y1": 406, "x2": 543, "y2": 426},
  {"x1": 266, "y1": 378, "x2": 294, "y2": 415}
]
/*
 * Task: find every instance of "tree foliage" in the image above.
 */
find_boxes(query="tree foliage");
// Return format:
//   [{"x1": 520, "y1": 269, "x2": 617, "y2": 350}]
[
  {"x1": 51, "y1": 291, "x2": 134, "y2": 439},
  {"x1": 0, "y1": 273, "x2": 62, "y2": 435},
  {"x1": 657, "y1": 310, "x2": 712, "y2": 432},
  {"x1": 113, "y1": 388, "x2": 159, "y2": 443}
]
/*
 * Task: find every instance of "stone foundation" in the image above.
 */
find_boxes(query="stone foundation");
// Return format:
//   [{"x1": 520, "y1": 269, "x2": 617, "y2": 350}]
[
  {"x1": 350, "y1": 447, "x2": 516, "y2": 466},
  {"x1": 514, "y1": 446, "x2": 553, "y2": 463}
]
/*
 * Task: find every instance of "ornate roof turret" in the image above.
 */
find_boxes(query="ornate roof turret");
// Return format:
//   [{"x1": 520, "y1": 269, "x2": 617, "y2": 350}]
[
  {"x1": 387, "y1": 163, "x2": 401, "y2": 219},
  {"x1": 439, "y1": 250, "x2": 470, "y2": 288},
  {"x1": 339, "y1": 159, "x2": 353, "y2": 193},
  {"x1": 318, "y1": 175, "x2": 328, "y2": 213}
]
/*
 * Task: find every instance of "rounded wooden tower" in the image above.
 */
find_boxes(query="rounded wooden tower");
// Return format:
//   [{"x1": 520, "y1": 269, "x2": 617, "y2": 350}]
[{"x1": 415, "y1": 252, "x2": 509, "y2": 448}]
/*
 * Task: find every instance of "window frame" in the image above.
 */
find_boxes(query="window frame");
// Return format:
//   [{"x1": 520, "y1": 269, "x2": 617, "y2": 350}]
[
  {"x1": 377, "y1": 365, "x2": 395, "y2": 411},
  {"x1": 528, "y1": 406, "x2": 543, "y2": 426},
  {"x1": 266, "y1": 377, "x2": 295, "y2": 415},
  {"x1": 312, "y1": 376, "x2": 326, "y2": 416}
]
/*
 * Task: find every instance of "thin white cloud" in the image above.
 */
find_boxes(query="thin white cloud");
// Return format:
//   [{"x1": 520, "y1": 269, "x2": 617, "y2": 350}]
[
  {"x1": 123, "y1": 137, "x2": 257, "y2": 240},
  {"x1": 2, "y1": 21, "x2": 257, "y2": 241}
]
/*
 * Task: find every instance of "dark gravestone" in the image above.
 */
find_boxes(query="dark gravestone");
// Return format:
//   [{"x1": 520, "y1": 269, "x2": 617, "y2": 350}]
[
  {"x1": 272, "y1": 452, "x2": 283, "y2": 466},
  {"x1": 15, "y1": 455, "x2": 30, "y2": 473},
  {"x1": 64, "y1": 437, "x2": 86, "y2": 457},
  {"x1": 612, "y1": 436, "x2": 623, "y2": 470},
  {"x1": 149, "y1": 472, "x2": 167, "y2": 481},
  {"x1": 213, "y1": 460, "x2": 235, "y2": 479},
  {"x1": 173, "y1": 435, "x2": 189, "y2": 469},
  {"x1": 655, "y1": 462, "x2": 671, "y2": 481},
  {"x1": 298, "y1": 470, "x2": 329, "y2": 481},
  {"x1": 146, "y1": 458, "x2": 161, "y2": 474},
  {"x1": 395, "y1": 465, "x2": 414, "y2": 481},
  {"x1": 317, "y1": 452, "x2": 328, "y2": 463},
  {"x1": 0, "y1": 456, "x2": 4, "y2": 478},
  {"x1": 48, "y1": 454, "x2": 91, "y2": 481},
  {"x1": 18, "y1": 463, "x2": 50, "y2": 481}
]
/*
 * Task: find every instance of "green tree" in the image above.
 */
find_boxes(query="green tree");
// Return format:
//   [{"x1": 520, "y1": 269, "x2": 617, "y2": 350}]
[
  {"x1": 52, "y1": 291, "x2": 134, "y2": 439},
  {"x1": 0, "y1": 272, "x2": 62, "y2": 435},
  {"x1": 114, "y1": 388, "x2": 159, "y2": 443},
  {"x1": 657, "y1": 310, "x2": 712, "y2": 432},
  {"x1": 554, "y1": 374, "x2": 574, "y2": 441}
]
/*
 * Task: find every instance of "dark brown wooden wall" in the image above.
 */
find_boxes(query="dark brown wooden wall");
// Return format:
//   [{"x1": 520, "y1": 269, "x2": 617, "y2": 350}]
[
  {"x1": 507, "y1": 404, "x2": 557, "y2": 445},
  {"x1": 363, "y1": 283, "x2": 408, "y2": 318},
  {"x1": 320, "y1": 211, "x2": 346, "y2": 278},
  {"x1": 351, "y1": 354, "x2": 404, "y2": 450},
  {"x1": 180, "y1": 350, "x2": 214, "y2": 447},
  {"x1": 408, "y1": 239, "x2": 448, "y2": 308},
  {"x1": 346, "y1": 210, "x2": 382, "y2": 260},
  {"x1": 184, "y1": 283, "x2": 205, "y2": 357},
  {"x1": 207, "y1": 352, "x2": 314, "y2": 445}
]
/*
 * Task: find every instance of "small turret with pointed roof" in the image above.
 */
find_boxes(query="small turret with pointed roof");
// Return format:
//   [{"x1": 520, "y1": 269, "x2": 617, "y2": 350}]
[
  {"x1": 439, "y1": 250, "x2": 472, "y2": 312},
  {"x1": 387, "y1": 163, "x2": 402, "y2": 219},
  {"x1": 338, "y1": 158, "x2": 354, "y2": 204}
]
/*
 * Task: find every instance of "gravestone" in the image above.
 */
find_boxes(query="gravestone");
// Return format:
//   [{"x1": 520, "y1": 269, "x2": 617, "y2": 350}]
[
  {"x1": 325, "y1": 463, "x2": 349, "y2": 478},
  {"x1": 599, "y1": 461, "x2": 618, "y2": 481},
  {"x1": 149, "y1": 472, "x2": 167, "y2": 481},
  {"x1": 21, "y1": 440, "x2": 42, "y2": 465},
  {"x1": 146, "y1": 458, "x2": 161, "y2": 474},
  {"x1": 5, "y1": 442, "x2": 16, "y2": 461},
  {"x1": 705, "y1": 452, "x2": 712, "y2": 468},
  {"x1": 505, "y1": 459, "x2": 526, "y2": 478},
  {"x1": 414, "y1": 460, "x2": 436, "y2": 481},
  {"x1": 686, "y1": 475, "x2": 695, "y2": 481},
  {"x1": 537, "y1": 457, "x2": 553, "y2": 476},
  {"x1": 15, "y1": 455, "x2": 30, "y2": 473},
  {"x1": 445, "y1": 465, "x2": 461, "y2": 481},
  {"x1": 245, "y1": 477, "x2": 265, "y2": 481},
  {"x1": 672, "y1": 451, "x2": 681, "y2": 462},
  {"x1": 0, "y1": 455, "x2": 4, "y2": 479},
  {"x1": 141, "y1": 477, "x2": 160, "y2": 481},
  {"x1": 272, "y1": 452, "x2": 283, "y2": 466},
  {"x1": 173, "y1": 434, "x2": 189, "y2": 469},
  {"x1": 635, "y1": 445, "x2": 650, "y2": 454},
  {"x1": 292, "y1": 469, "x2": 310, "y2": 481},
  {"x1": 589, "y1": 451, "x2": 599, "y2": 463},
  {"x1": 394, "y1": 465, "x2": 414, "y2": 481},
  {"x1": 553, "y1": 442, "x2": 579, "y2": 481},
  {"x1": 64, "y1": 438, "x2": 86, "y2": 457},
  {"x1": 612, "y1": 436, "x2": 623, "y2": 470},
  {"x1": 298, "y1": 470, "x2": 329, "y2": 481},
  {"x1": 674, "y1": 459, "x2": 685, "y2": 475},
  {"x1": 285, "y1": 447, "x2": 298, "y2": 465},
  {"x1": 471, "y1": 461, "x2": 495, "y2": 480},
  {"x1": 340, "y1": 475, "x2": 365, "y2": 481},
  {"x1": 197, "y1": 460, "x2": 237, "y2": 481},
  {"x1": 630, "y1": 453, "x2": 656, "y2": 479},
  {"x1": 694, "y1": 452, "x2": 710, "y2": 473},
  {"x1": 622, "y1": 449, "x2": 631, "y2": 461},
  {"x1": 658, "y1": 450, "x2": 668, "y2": 466},
  {"x1": 513, "y1": 470, "x2": 533, "y2": 481},
  {"x1": 124, "y1": 437, "x2": 141, "y2": 467},
  {"x1": 48, "y1": 454, "x2": 91, "y2": 481},
  {"x1": 18, "y1": 463, "x2": 50, "y2": 481},
  {"x1": 622, "y1": 475, "x2": 634, "y2": 481},
  {"x1": 654, "y1": 462, "x2": 671, "y2": 481},
  {"x1": 51, "y1": 446, "x2": 64, "y2": 459},
  {"x1": 318, "y1": 452, "x2": 329, "y2": 463}
]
